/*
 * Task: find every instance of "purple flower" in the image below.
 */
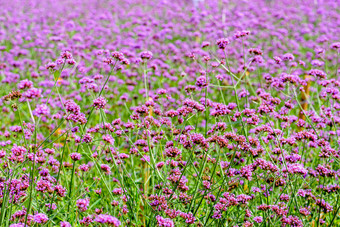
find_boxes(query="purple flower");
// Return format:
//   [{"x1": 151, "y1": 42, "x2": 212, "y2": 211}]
[
  {"x1": 102, "y1": 134, "x2": 114, "y2": 145},
  {"x1": 202, "y1": 41, "x2": 210, "y2": 48},
  {"x1": 64, "y1": 100, "x2": 80, "y2": 114},
  {"x1": 76, "y1": 198, "x2": 90, "y2": 212},
  {"x1": 273, "y1": 56, "x2": 282, "y2": 64},
  {"x1": 70, "y1": 152, "x2": 82, "y2": 161},
  {"x1": 46, "y1": 62, "x2": 57, "y2": 70},
  {"x1": 311, "y1": 59, "x2": 324, "y2": 67},
  {"x1": 156, "y1": 215, "x2": 174, "y2": 227},
  {"x1": 61, "y1": 51, "x2": 73, "y2": 59},
  {"x1": 33, "y1": 213, "x2": 48, "y2": 224},
  {"x1": 100, "y1": 164, "x2": 111, "y2": 174},
  {"x1": 299, "y1": 207, "x2": 311, "y2": 216},
  {"x1": 140, "y1": 51, "x2": 153, "y2": 60},
  {"x1": 95, "y1": 214, "x2": 121, "y2": 226},
  {"x1": 253, "y1": 216, "x2": 263, "y2": 223},
  {"x1": 33, "y1": 104, "x2": 50, "y2": 117},
  {"x1": 23, "y1": 88, "x2": 42, "y2": 99},
  {"x1": 216, "y1": 38, "x2": 230, "y2": 49},
  {"x1": 330, "y1": 42, "x2": 340, "y2": 50},
  {"x1": 282, "y1": 53, "x2": 295, "y2": 61},
  {"x1": 308, "y1": 69, "x2": 326, "y2": 79},
  {"x1": 195, "y1": 76, "x2": 208, "y2": 88},
  {"x1": 79, "y1": 164, "x2": 90, "y2": 172},
  {"x1": 248, "y1": 48, "x2": 263, "y2": 55},
  {"x1": 17, "y1": 79, "x2": 33, "y2": 90},
  {"x1": 234, "y1": 30, "x2": 250, "y2": 39},
  {"x1": 60, "y1": 221, "x2": 72, "y2": 227},
  {"x1": 93, "y1": 96, "x2": 107, "y2": 109},
  {"x1": 82, "y1": 133, "x2": 93, "y2": 143}
]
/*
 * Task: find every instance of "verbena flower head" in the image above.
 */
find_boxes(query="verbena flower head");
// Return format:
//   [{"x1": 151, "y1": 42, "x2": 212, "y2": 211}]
[
  {"x1": 33, "y1": 213, "x2": 48, "y2": 224},
  {"x1": 140, "y1": 51, "x2": 153, "y2": 60},
  {"x1": 70, "y1": 152, "x2": 82, "y2": 161},
  {"x1": 156, "y1": 215, "x2": 174, "y2": 227},
  {"x1": 94, "y1": 214, "x2": 121, "y2": 226},
  {"x1": 216, "y1": 38, "x2": 230, "y2": 49},
  {"x1": 76, "y1": 198, "x2": 90, "y2": 212},
  {"x1": 93, "y1": 96, "x2": 107, "y2": 109},
  {"x1": 33, "y1": 104, "x2": 50, "y2": 117}
]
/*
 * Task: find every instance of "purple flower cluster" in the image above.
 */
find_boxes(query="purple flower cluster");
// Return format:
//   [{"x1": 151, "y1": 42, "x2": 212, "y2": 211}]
[{"x1": 94, "y1": 214, "x2": 121, "y2": 226}]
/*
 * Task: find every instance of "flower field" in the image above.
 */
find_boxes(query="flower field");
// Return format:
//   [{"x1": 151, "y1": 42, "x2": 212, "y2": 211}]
[{"x1": 1, "y1": 0, "x2": 340, "y2": 226}]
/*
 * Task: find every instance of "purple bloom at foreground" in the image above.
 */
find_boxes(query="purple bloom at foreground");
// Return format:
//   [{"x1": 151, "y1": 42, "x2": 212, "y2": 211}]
[
  {"x1": 156, "y1": 215, "x2": 174, "y2": 227},
  {"x1": 281, "y1": 215, "x2": 303, "y2": 227},
  {"x1": 82, "y1": 133, "x2": 93, "y2": 143},
  {"x1": 93, "y1": 96, "x2": 107, "y2": 109},
  {"x1": 94, "y1": 214, "x2": 121, "y2": 226},
  {"x1": 33, "y1": 213, "x2": 48, "y2": 224},
  {"x1": 195, "y1": 76, "x2": 208, "y2": 88},
  {"x1": 64, "y1": 100, "x2": 81, "y2": 114}
]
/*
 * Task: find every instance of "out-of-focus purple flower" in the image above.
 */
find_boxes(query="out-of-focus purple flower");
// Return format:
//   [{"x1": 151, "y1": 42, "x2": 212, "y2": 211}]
[
  {"x1": 140, "y1": 51, "x2": 153, "y2": 60},
  {"x1": 60, "y1": 221, "x2": 72, "y2": 227},
  {"x1": 100, "y1": 164, "x2": 111, "y2": 174},
  {"x1": 102, "y1": 134, "x2": 114, "y2": 145},
  {"x1": 308, "y1": 69, "x2": 326, "y2": 79},
  {"x1": 33, "y1": 104, "x2": 50, "y2": 117},
  {"x1": 64, "y1": 100, "x2": 81, "y2": 114},
  {"x1": 18, "y1": 79, "x2": 33, "y2": 90},
  {"x1": 201, "y1": 41, "x2": 210, "y2": 48},
  {"x1": 33, "y1": 213, "x2": 48, "y2": 224},
  {"x1": 216, "y1": 38, "x2": 230, "y2": 49},
  {"x1": 70, "y1": 152, "x2": 81, "y2": 161},
  {"x1": 234, "y1": 30, "x2": 250, "y2": 39},
  {"x1": 253, "y1": 216, "x2": 263, "y2": 223},
  {"x1": 156, "y1": 215, "x2": 174, "y2": 227},
  {"x1": 196, "y1": 76, "x2": 208, "y2": 88},
  {"x1": 76, "y1": 198, "x2": 90, "y2": 212},
  {"x1": 23, "y1": 88, "x2": 42, "y2": 99},
  {"x1": 94, "y1": 214, "x2": 121, "y2": 226},
  {"x1": 282, "y1": 53, "x2": 294, "y2": 61},
  {"x1": 330, "y1": 42, "x2": 340, "y2": 50}
]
